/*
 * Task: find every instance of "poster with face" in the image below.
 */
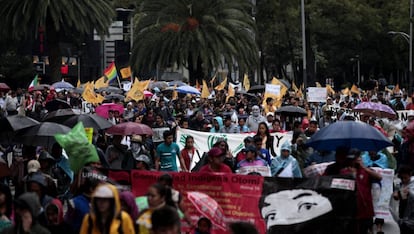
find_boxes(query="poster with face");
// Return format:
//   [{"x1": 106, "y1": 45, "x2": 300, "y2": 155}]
[{"x1": 259, "y1": 176, "x2": 357, "y2": 234}]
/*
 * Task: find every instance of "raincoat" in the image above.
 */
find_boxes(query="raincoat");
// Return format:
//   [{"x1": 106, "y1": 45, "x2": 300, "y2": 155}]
[
  {"x1": 43, "y1": 199, "x2": 73, "y2": 234},
  {"x1": 79, "y1": 183, "x2": 135, "y2": 234}
]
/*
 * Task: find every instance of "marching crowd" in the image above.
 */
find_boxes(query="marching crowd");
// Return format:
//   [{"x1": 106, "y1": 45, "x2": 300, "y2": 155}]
[{"x1": 0, "y1": 82, "x2": 414, "y2": 233}]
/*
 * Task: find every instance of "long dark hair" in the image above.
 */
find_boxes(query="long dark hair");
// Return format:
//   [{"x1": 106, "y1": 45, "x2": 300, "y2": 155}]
[
  {"x1": 93, "y1": 198, "x2": 115, "y2": 233},
  {"x1": 151, "y1": 183, "x2": 175, "y2": 208}
]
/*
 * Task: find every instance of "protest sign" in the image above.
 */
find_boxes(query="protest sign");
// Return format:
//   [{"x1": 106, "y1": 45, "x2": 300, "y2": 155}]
[
  {"x1": 130, "y1": 170, "x2": 356, "y2": 234},
  {"x1": 236, "y1": 166, "x2": 271, "y2": 176},
  {"x1": 307, "y1": 87, "x2": 327, "y2": 103},
  {"x1": 371, "y1": 167, "x2": 394, "y2": 220}
]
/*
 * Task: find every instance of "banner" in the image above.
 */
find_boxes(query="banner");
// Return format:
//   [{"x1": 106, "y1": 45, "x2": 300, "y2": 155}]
[
  {"x1": 236, "y1": 166, "x2": 271, "y2": 176},
  {"x1": 265, "y1": 84, "x2": 281, "y2": 96},
  {"x1": 371, "y1": 167, "x2": 394, "y2": 220},
  {"x1": 176, "y1": 128, "x2": 292, "y2": 159},
  {"x1": 130, "y1": 170, "x2": 357, "y2": 234},
  {"x1": 307, "y1": 87, "x2": 327, "y2": 102},
  {"x1": 397, "y1": 110, "x2": 411, "y2": 121}
]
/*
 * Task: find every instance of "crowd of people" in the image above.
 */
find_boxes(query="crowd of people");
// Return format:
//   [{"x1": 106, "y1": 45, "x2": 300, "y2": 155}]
[{"x1": 0, "y1": 81, "x2": 414, "y2": 233}]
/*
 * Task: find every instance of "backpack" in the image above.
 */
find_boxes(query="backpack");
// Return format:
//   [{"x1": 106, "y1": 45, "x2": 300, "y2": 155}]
[{"x1": 191, "y1": 150, "x2": 208, "y2": 172}]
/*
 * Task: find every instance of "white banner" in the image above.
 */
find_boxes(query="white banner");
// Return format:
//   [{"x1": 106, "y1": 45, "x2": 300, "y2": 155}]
[
  {"x1": 265, "y1": 84, "x2": 280, "y2": 96},
  {"x1": 176, "y1": 128, "x2": 292, "y2": 157},
  {"x1": 397, "y1": 110, "x2": 410, "y2": 121},
  {"x1": 236, "y1": 166, "x2": 271, "y2": 176},
  {"x1": 307, "y1": 87, "x2": 327, "y2": 103},
  {"x1": 371, "y1": 167, "x2": 394, "y2": 220}
]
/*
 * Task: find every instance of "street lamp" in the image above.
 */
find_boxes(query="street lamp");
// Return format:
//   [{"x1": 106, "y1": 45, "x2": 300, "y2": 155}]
[{"x1": 388, "y1": 30, "x2": 412, "y2": 93}]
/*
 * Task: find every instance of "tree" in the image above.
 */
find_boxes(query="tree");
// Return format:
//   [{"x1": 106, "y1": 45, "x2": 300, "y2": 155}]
[
  {"x1": 0, "y1": 0, "x2": 115, "y2": 83},
  {"x1": 131, "y1": 0, "x2": 259, "y2": 85}
]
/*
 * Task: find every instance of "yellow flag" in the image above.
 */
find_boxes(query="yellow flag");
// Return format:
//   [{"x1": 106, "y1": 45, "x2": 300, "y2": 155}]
[
  {"x1": 77, "y1": 78, "x2": 81, "y2": 88},
  {"x1": 351, "y1": 84, "x2": 360, "y2": 94},
  {"x1": 125, "y1": 81, "x2": 144, "y2": 101},
  {"x1": 201, "y1": 79, "x2": 210, "y2": 98},
  {"x1": 226, "y1": 84, "x2": 235, "y2": 102},
  {"x1": 243, "y1": 74, "x2": 250, "y2": 91},
  {"x1": 326, "y1": 84, "x2": 335, "y2": 95},
  {"x1": 82, "y1": 82, "x2": 97, "y2": 104},
  {"x1": 215, "y1": 77, "x2": 227, "y2": 91},
  {"x1": 341, "y1": 87, "x2": 349, "y2": 95},
  {"x1": 172, "y1": 85, "x2": 178, "y2": 100},
  {"x1": 94, "y1": 76, "x2": 109, "y2": 89},
  {"x1": 393, "y1": 84, "x2": 400, "y2": 93},
  {"x1": 138, "y1": 79, "x2": 151, "y2": 91},
  {"x1": 120, "y1": 66, "x2": 132, "y2": 79},
  {"x1": 210, "y1": 74, "x2": 217, "y2": 85},
  {"x1": 292, "y1": 81, "x2": 299, "y2": 92}
]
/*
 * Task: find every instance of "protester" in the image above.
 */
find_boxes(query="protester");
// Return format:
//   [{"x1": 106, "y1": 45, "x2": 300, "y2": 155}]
[
  {"x1": 137, "y1": 183, "x2": 175, "y2": 234},
  {"x1": 236, "y1": 145, "x2": 268, "y2": 171},
  {"x1": 235, "y1": 136, "x2": 255, "y2": 163},
  {"x1": 43, "y1": 199, "x2": 73, "y2": 234},
  {"x1": 155, "y1": 130, "x2": 182, "y2": 172},
  {"x1": 0, "y1": 184, "x2": 12, "y2": 232},
  {"x1": 254, "y1": 122, "x2": 276, "y2": 157},
  {"x1": 134, "y1": 154, "x2": 152, "y2": 170},
  {"x1": 219, "y1": 115, "x2": 240, "y2": 133},
  {"x1": 199, "y1": 147, "x2": 233, "y2": 173},
  {"x1": 105, "y1": 135, "x2": 133, "y2": 170},
  {"x1": 192, "y1": 217, "x2": 212, "y2": 234},
  {"x1": 180, "y1": 136, "x2": 197, "y2": 172},
  {"x1": 151, "y1": 206, "x2": 181, "y2": 234},
  {"x1": 213, "y1": 139, "x2": 235, "y2": 171},
  {"x1": 1, "y1": 192, "x2": 51, "y2": 234},
  {"x1": 79, "y1": 183, "x2": 135, "y2": 234},
  {"x1": 246, "y1": 105, "x2": 266, "y2": 132},
  {"x1": 270, "y1": 141, "x2": 302, "y2": 178}
]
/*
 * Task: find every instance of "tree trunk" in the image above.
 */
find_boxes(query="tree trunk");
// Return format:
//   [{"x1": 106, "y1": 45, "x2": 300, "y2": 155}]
[
  {"x1": 188, "y1": 55, "x2": 204, "y2": 86},
  {"x1": 46, "y1": 27, "x2": 62, "y2": 83}
]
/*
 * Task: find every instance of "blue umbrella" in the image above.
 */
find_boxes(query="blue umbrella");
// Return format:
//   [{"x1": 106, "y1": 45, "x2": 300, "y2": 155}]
[
  {"x1": 176, "y1": 85, "x2": 201, "y2": 95},
  {"x1": 305, "y1": 121, "x2": 393, "y2": 151},
  {"x1": 52, "y1": 81, "x2": 74, "y2": 90}
]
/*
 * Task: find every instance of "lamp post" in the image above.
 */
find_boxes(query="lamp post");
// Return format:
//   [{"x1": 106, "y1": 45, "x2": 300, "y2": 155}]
[
  {"x1": 388, "y1": 30, "x2": 412, "y2": 93},
  {"x1": 301, "y1": 0, "x2": 307, "y2": 91}
]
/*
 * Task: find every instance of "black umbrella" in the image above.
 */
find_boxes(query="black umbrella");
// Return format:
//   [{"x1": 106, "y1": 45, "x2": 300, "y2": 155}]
[
  {"x1": 275, "y1": 105, "x2": 307, "y2": 116},
  {"x1": 105, "y1": 93, "x2": 125, "y2": 100},
  {"x1": 247, "y1": 85, "x2": 265, "y2": 93},
  {"x1": 96, "y1": 86, "x2": 123, "y2": 94},
  {"x1": 45, "y1": 99, "x2": 71, "y2": 112},
  {"x1": 42, "y1": 108, "x2": 76, "y2": 123},
  {"x1": 19, "y1": 122, "x2": 71, "y2": 147},
  {"x1": 0, "y1": 115, "x2": 40, "y2": 131},
  {"x1": 236, "y1": 90, "x2": 257, "y2": 98},
  {"x1": 63, "y1": 114, "x2": 113, "y2": 130}
]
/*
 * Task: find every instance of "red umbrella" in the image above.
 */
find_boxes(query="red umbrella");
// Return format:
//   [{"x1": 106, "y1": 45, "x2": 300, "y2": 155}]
[
  {"x1": 187, "y1": 191, "x2": 226, "y2": 231},
  {"x1": 144, "y1": 90, "x2": 153, "y2": 98},
  {"x1": 95, "y1": 103, "x2": 124, "y2": 118},
  {"x1": 0, "y1": 83, "x2": 10, "y2": 92},
  {"x1": 105, "y1": 122, "x2": 153, "y2": 136}
]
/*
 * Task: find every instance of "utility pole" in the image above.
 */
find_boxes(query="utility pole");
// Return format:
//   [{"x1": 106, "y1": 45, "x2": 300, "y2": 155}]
[{"x1": 301, "y1": 0, "x2": 307, "y2": 93}]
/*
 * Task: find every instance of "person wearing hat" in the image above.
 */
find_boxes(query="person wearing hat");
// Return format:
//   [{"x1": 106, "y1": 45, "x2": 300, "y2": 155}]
[
  {"x1": 235, "y1": 136, "x2": 255, "y2": 163},
  {"x1": 236, "y1": 145, "x2": 268, "y2": 172},
  {"x1": 80, "y1": 183, "x2": 135, "y2": 234},
  {"x1": 26, "y1": 172, "x2": 54, "y2": 210},
  {"x1": 199, "y1": 147, "x2": 233, "y2": 174},
  {"x1": 24, "y1": 160, "x2": 58, "y2": 198},
  {"x1": 130, "y1": 135, "x2": 151, "y2": 160},
  {"x1": 270, "y1": 141, "x2": 302, "y2": 178},
  {"x1": 265, "y1": 112, "x2": 274, "y2": 129},
  {"x1": 134, "y1": 155, "x2": 152, "y2": 171}
]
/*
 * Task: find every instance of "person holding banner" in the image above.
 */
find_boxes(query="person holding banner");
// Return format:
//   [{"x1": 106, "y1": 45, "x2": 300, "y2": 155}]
[
  {"x1": 236, "y1": 145, "x2": 268, "y2": 171},
  {"x1": 254, "y1": 122, "x2": 276, "y2": 157}
]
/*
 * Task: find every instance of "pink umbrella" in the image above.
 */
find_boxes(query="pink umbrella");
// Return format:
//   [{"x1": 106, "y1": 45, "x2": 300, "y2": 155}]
[
  {"x1": 353, "y1": 101, "x2": 396, "y2": 119},
  {"x1": 0, "y1": 83, "x2": 10, "y2": 92},
  {"x1": 95, "y1": 103, "x2": 124, "y2": 118},
  {"x1": 187, "y1": 191, "x2": 226, "y2": 231},
  {"x1": 144, "y1": 90, "x2": 153, "y2": 98},
  {"x1": 105, "y1": 122, "x2": 153, "y2": 136}
]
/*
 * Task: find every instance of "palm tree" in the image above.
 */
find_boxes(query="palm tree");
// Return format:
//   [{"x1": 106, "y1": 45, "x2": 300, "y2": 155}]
[
  {"x1": 131, "y1": 0, "x2": 259, "y2": 84},
  {"x1": 0, "y1": 0, "x2": 115, "y2": 83}
]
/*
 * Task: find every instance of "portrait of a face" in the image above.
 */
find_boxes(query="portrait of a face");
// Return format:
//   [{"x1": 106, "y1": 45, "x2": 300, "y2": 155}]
[{"x1": 260, "y1": 189, "x2": 333, "y2": 229}]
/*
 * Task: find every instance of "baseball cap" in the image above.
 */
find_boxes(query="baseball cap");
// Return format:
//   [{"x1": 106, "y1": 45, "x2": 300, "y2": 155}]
[
  {"x1": 208, "y1": 147, "x2": 224, "y2": 158},
  {"x1": 134, "y1": 154, "x2": 151, "y2": 166},
  {"x1": 27, "y1": 160, "x2": 41, "y2": 173}
]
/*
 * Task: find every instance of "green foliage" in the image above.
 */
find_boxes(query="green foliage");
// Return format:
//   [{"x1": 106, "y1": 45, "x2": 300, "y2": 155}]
[{"x1": 131, "y1": 0, "x2": 259, "y2": 81}]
